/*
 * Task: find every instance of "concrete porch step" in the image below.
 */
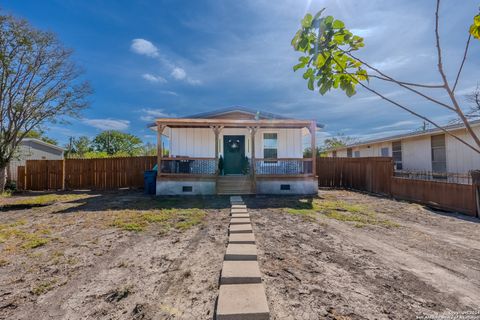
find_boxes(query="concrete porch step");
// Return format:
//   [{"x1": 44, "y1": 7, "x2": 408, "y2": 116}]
[
  {"x1": 231, "y1": 213, "x2": 250, "y2": 218},
  {"x1": 216, "y1": 283, "x2": 270, "y2": 320}
]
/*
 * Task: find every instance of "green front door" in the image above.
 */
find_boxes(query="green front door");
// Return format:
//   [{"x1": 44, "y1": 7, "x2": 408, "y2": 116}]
[{"x1": 223, "y1": 135, "x2": 245, "y2": 175}]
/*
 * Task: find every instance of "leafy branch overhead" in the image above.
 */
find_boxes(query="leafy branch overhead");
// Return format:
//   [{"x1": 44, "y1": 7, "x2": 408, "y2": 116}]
[
  {"x1": 470, "y1": 11, "x2": 480, "y2": 39},
  {"x1": 291, "y1": 9, "x2": 367, "y2": 97},
  {"x1": 291, "y1": 4, "x2": 480, "y2": 154}
]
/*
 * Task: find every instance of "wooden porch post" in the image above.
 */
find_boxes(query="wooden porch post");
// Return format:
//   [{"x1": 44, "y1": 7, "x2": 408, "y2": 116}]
[
  {"x1": 157, "y1": 123, "x2": 166, "y2": 177},
  {"x1": 310, "y1": 121, "x2": 317, "y2": 176},
  {"x1": 250, "y1": 126, "x2": 258, "y2": 192},
  {"x1": 211, "y1": 126, "x2": 223, "y2": 175}
]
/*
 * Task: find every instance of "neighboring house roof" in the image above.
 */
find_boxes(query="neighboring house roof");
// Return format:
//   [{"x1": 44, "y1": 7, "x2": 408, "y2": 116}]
[
  {"x1": 148, "y1": 106, "x2": 324, "y2": 129},
  {"x1": 331, "y1": 119, "x2": 480, "y2": 151},
  {"x1": 21, "y1": 138, "x2": 65, "y2": 152}
]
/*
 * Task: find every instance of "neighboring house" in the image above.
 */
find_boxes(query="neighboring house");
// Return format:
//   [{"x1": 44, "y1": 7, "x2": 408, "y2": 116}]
[
  {"x1": 150, "y1": 107, "x2": 321, "y2": 195},
  {"x1": 327, "y1": 120, "x2": 480, "y2": 175},
  {"x1": 7, "y1": 138, "x2": 65, "y2": 182}
]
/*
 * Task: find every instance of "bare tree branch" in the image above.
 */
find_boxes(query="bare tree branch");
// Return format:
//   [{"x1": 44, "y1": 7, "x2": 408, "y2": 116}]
[{"x1": 452, "y1": 34, "x2": 471, "y2": 93}]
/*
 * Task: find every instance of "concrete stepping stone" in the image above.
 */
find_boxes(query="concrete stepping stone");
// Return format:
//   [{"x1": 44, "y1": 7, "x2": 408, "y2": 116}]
[
  {"x1": 230, "y1": 196, "x2": 243, "y2": 202},
  {"x1": 230, "y1": 217, "x2": 251, "y2": 225},
  {"x1": 229, "y1": 224, "x2": 253, "y2": 234},
  {"x1": 231, "y1": 208, "x2": 248, "y2": 214},
  {"x1": 216, "y1": 283, "x2": 270, "y2": 320},
  {"x1": 225, "y1": 243, "x2": 257, "y2": 261},
  {"x1": 231, "y1": 213, "x2": 250, "y2": 218},
  {"x1": 221, "y1": 261, "x2": 262, "y2": 284},
  {"x1": 229, "y1": 233, "x2": 255, "y2": 244},
  {"x1": 231, "y1": 204, "x2": 247, "y2": 209}
]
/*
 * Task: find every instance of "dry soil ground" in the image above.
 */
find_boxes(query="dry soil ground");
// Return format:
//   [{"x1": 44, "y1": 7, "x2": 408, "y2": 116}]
[
  {"x1": 0, "y1": 191, "x2": 229, "y2": 320},
  {"x1": 1, "y1": 189, "x2": 479, "y2": 320},
  {"x1": 245, "y1": 190, "x2": 480, "y2": 320}
]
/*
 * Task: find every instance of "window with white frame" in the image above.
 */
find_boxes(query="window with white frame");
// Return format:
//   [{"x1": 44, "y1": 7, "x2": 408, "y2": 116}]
[
  {"x1": 263, "y1": 133, "x2": 278, "y2": 162},
  {"x1": 347, "y1": 148, "x2": 353, "y2": 158},
  {"x1": 380, "y1": 147, "x2": 389, "y2": 157},
  {"x1": 392, "y1": 141, "x2": 402, "y2": 170},
  {"x1": 431, "y1": 134, "x2": 446, "y2": 173}
]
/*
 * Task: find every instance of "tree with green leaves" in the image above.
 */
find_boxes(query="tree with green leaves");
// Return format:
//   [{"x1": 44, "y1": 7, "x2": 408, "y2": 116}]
[
  {"x1": 292, "y1": 2, "x2": 480, "y2": 154},
  {"x1": 0, "y1": 13, "x2": 90, "y2": 190},
  {"x1": 92, "y1": 130, "x2": 143, "y2": 156}
]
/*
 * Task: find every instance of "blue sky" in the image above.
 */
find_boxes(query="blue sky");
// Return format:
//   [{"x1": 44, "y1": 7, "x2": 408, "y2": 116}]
[{"x1": 3, "y1": 0, "x2": 480, "y2": 147}]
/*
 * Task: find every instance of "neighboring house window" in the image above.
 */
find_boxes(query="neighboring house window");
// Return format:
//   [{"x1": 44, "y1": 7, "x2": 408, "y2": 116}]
[
  {"x1": 354, "y1": 150, "x2": 360, "y2": 158},
  {"x1": 431, "y1": 134, "x2": 447, "y2": 173},
  {"x1": 263, "y1": 133, "x2": 278, "y2": 162},
  {"x1": 380, "y1": 147, "x2": 389, "y2": 157},
  {"x1": 332, "y1": 150, "x2": 337, "y2": 157},
  {"x1": 347, "y1": 148, "x2": 353, "y2": 158},
  {"x1": 392, "y1": 141, "x2": 402, "y2": 170}
]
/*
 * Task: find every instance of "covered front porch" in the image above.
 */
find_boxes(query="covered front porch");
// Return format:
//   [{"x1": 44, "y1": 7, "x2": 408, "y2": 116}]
[{"x1": 154, "y1": 118, "x2": 318, "y2": 195}]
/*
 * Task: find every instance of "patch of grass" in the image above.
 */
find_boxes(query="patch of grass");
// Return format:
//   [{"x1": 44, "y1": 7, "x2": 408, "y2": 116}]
[
  {"x1": 31, "y1": 279, "x2": 57, "y2": 295},
  {"x1": 286, "y1": 199, "x2": 398, "y2": 228},
  {"x1": 0, "y1": 220, "x2": 51, "y2": 251},
  {"x1": 109, "y1": 208, "x2": 206, "y2": 232},
  {"x1": 10, "y1": 193, "x2": 90, "y2": 207},
  {"x1": 0, "y1": 190, "x2": 12, "y2": 198}
]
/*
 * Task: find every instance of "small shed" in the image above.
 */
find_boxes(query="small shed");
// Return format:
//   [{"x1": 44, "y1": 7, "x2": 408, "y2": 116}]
[{"x1": 7, "y1": 138, "x2": 64, "y2": 182}]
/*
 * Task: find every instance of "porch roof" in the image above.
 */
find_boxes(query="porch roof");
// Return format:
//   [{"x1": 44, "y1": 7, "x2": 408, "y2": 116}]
[{"x1": 153, "y1": 118, "x2": 317, "y2": 129}]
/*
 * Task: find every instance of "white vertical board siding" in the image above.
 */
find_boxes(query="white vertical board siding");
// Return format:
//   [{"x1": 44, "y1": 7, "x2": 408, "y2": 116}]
[
  {"x1": 8, "y1": 143, "x2": 63, "y2": 181},
  {"x1": 170, "y1": 127, "x2": 304, "y2": 158},
  {"x1": 170, "y1": 128, "x2": 215, "y2": 157},
  {"x1": 446, "y1": 126, "x2": 480, "y2": 173}
]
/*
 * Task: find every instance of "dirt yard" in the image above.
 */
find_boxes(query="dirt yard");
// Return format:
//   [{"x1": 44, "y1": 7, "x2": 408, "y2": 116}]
[
  {"x1": 1, "y1": 189, "x2": 480, "y2": 320},
  {"x1": 0, "y1": 191, "x2": 230, "y2": 320},
  {"x1": 245, "y1": 190, "x2": 480, "y2": 320}
]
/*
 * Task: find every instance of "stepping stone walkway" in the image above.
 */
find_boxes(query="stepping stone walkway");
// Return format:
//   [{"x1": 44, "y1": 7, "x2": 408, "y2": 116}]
[{"x1": 216, "y1": 196, "x2": 270, "y2": 320}]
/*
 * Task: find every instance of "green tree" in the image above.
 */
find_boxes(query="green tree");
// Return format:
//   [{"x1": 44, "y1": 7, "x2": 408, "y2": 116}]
[
  {"x1": 292, "y1": 3, "x2": 480, "y2": 154},
  {"x1": 65, "y1": 136, "x2": 92, "y2": 158},
  {"x1": 0, "y1": 14, "x2": 90, "y2": 190},
  {"x1": 23, "y1": 129, "x2": 58, "y2": 145},
  {"x1": 92, "y1": 131, "x2": 143, "y2": 156}
]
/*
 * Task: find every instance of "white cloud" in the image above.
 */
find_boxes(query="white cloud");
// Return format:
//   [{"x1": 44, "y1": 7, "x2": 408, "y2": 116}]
[
  {"x1": 82, "y1": 118, "x2": 130, "y2": 131},
  {"x1": 171, "y1": 67, "x2": 186, "y2": 80},
  {"x1": 130, "y1": 39, "x2": 159, "y2": 57},
  {"x1": 139, "y1": 108, "x2": 177, "y2": 122},
  {"x1": 142, "y1": 73, "x2": 167, "y2": 83}
]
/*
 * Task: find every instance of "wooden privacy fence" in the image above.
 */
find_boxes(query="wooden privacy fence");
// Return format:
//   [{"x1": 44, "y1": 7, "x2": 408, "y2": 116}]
[
  {"x1": 316, "y1": 157, "x2": 478, "y2": 217},
  {"x1": 17, "y1": 156, "x2": 156, "y2": 191},
  {"x1": 317, "y1": 157, "x2": 393, "y2": 195}
]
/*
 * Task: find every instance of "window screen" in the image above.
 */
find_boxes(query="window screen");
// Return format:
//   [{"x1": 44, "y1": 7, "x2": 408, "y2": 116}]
[
  {"x1": 347, "y1": 148, "x2": 353, "y2": 158},
  {"x1": 263, "y1": 133, "x2": 278, "y2": 160},
  {"x1": 431, "y1": 135, "x2": 446, "y2": 173},
  {"x1": 392, "y1": 141, "x2": 402, "y2": 170},
  {"x1": 332, "y1": 150, "x2": 337, "y2": 157},
  {"x1": 354, "y1": 150, "x2": 360, "y2": 158}
]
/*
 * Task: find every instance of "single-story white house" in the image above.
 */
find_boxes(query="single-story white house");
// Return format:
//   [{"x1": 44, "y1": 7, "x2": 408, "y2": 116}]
[
  {"x1": 326, "y1": 120, "x2": 480, "y2": 176},
  {"x1": 7, "y1": 138, "x2": 65, "y2": 182},
  {"x1": 150, "y1": 107, "x2": 321, "y2": 195}
]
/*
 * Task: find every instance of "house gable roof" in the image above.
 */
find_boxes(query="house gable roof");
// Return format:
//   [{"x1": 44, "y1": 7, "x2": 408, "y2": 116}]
[{"x1": 184, "y1": 106, "x2": 288, "y2": 120}]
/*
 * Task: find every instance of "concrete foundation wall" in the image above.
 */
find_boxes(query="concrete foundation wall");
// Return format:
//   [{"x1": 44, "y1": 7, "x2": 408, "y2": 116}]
[
  {"x1": 156, "y1": 180, "x2": 216, "y2": 195},
  {"x1": 256, "y1": 178, "x2": 318, "y2": 195}
]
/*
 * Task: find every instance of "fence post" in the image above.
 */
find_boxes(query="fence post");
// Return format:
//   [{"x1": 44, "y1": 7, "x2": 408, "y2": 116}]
[{"x1": 471, "y1": 170, "x2": 480, "y2": 218}]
